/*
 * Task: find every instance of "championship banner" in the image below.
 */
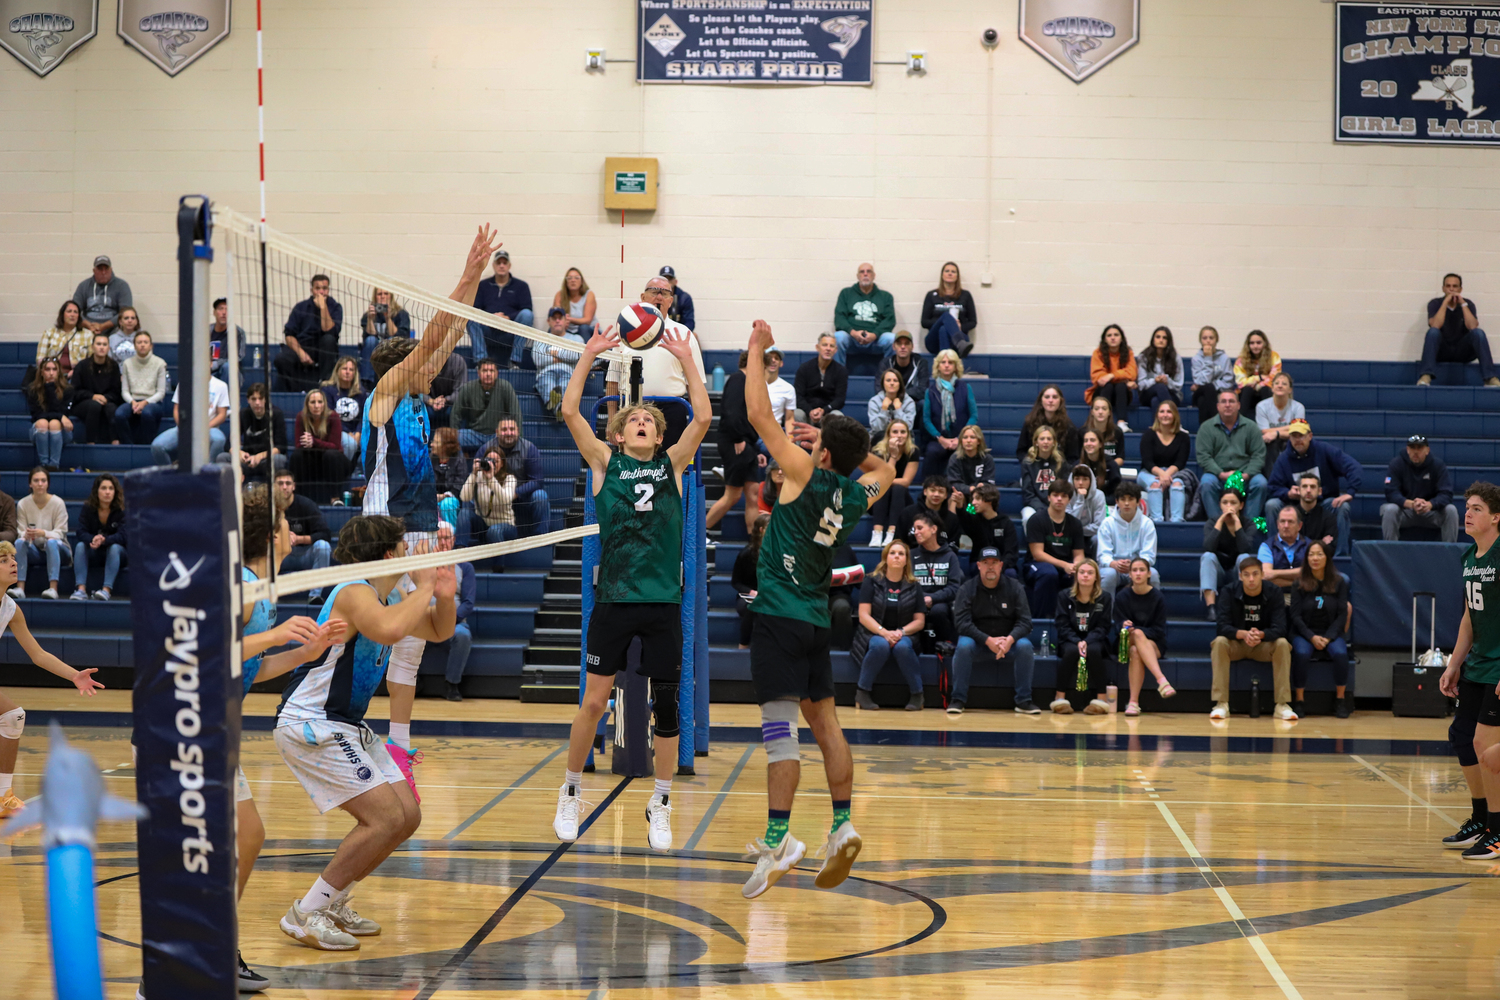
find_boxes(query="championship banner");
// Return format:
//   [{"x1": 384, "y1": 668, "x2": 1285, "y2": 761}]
[
  {"x1": 1, "y1": 0, "x2": 97, "y2": 77},
  {"x1": 637, "y1": 0, "x2": 872, "y2": 85},
  {"x1": 1337, "y1": 3, "x2": 1500, "y2": 144},
  {"x1": 118, "y1": 0, "x2": 230, "y2": 76}
]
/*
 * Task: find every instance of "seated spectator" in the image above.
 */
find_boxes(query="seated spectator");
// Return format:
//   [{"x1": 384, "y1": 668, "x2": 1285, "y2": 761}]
[
  {"x1": 920, "y1": 261, "x2": 976, "y2": 358},
  {"x1": 273, "y1": 274, "x2": 342, "y2": 391},
  {"x1": 1065, "y1": 465, "x2": 1106, "y2": 554},
  {"x1": 1289, "y1": 540, "x2": 1351, "y2": 718},
  {"x1": 793, "y1": 334, "x2": 848, "y2": 426},
  {"x1": 828, "y1": 540, "x2": 861, "y2": 652},
  {"x1": 1264, "y1": 420, "x2": 1361, "y2": 556},
  {"x1": 1115, "y1": 556, "x2": 1174, "y2": 715},
  {"x1": 912, "y1": 512, "x2": 964, "y2": 647},
  {"x1": 945, "y1": 425, "x2": 995, "y2": 503},
  {"x1": 1258, "y1": 504, "x2": 1310, "y2": 589},
  {"x1": 1281, "y1": 472, "x2": 1340, "y2": 554},
  {"x1": 1018, "y1": 384, "x2": 1082, "y2": 463},
  {"x1": 1198, "y1": 388, "x2": 1268, "y2": 520},
  {"x1": 868, "y1": 368, "x2": 916, "y2": 441},
  {"x1": 1052, "y1": 558, "x2": 1113, "y2": 714},
  {"x1": 208, "y1": 297, "x2": 247, "y2": 380},
  {"x1": 834, "y1": 262, "x2": 897, "y2": 368},
  {"x1": 107, "y1": 307, "x2": 143, "y2": 364},
  {"x1": 763, "y1": 349, "x2": 798, "y2": 435},
  {"x1": 958, "y1": 483, "x2": 1020, "y2": 574},
  {"x1": 1210, "y1": 556, "x2": 1296, "y2": 721},
  {"x1": 37, "y1": 300, "x2": 91, "y2": 378},
  {"x1": 0, "y1": 486, "x2": 16, "y2": 544},
  {"x1": 553, "y1": 267, "x2": 597, "y2": 341},
  {"x1": 1200, "y1": 487, "x2": 1259, "y2": 617},
  {"x1": 1025, "y1": 479, "x2": 1086, "y2": 625},
  {"x1": 1255, "y1": 372, "x2": 1302, "y2": 468},
  {"x1": 532, "y1": 307, "x2": 585, "y2": 418},
  {"x1": 423, "y1": 351, "x2": 468, "y2": 429},
  {"x1": 880, "y1": 331, "x2": 931, "y2": 404},
  {"x1": 289, "y1": 387, "x2": 349, "y2": 504},
  {"x1": 273, "y1": 470, "x2": 331, "y2": 605},
  {"x1": 429, "y1": 426, "x2": 468, "y2": 530},
  {"x1": 357, "y1": 287, "x2": 411, "y2": 384},
  {"x1": 73, "y1": 256, "x2": 131, "y2": 340},
  {"x1": 460, "y1": 448, "x2": 518, "y2": 550},
  {"x1": 1234, "y1": 330, "x2": 1281, "y2": 415},
  {"x1": 758, "y1": 460, "x2": 785, "y2": 515},
  {"x1": 321, "y1": 356, "x2": 366, "y2": 462},
  {"x1": 1018, "y1": 426, "x2": 1066, "y2": 526},
  {"x1": 1085, "y1": 324, "x2": 1137, "y2": 432},
  {"x1": 602, "y1": 278, "x2": 704, "y2": 447},
  {"x1": 1098, "y1": 482, "x2": 1159, "y2": 595},
  {"x1": 1381, "y1": 434, "x2": 1459, "y2": 542},
  {"x1": 428, "y1": 522, "x2": 475, "y2": 702},
  {"x1": 477, "y1": 416, "x2": 551, "y2": 536},
  {"x1": 70, "y1": 473, "x2": 125, "y2": 602},
  {"x1": 1136, "y1": 325, "x2": 1183, "y2": 411},
  {"x1": 25, "y1": 359, "x2": 70, "y2": 471},
  {"x1": 9, "y1": 467, "x2": 69, "y2": 599},
  {"x1": 867, "y1": 419, "x2": 919, "y2": 548},
  {"x1": 69, "y1": 333, "x2": 122, "y2": 444},
  {"x1": 452, "y1": 358, "x2": 520, "y2": 455},
  {"x1": 1189, "y1": 325, "x2": 1235, "y2": 423},
  {"x1": 221, "y1": 382, "x2": 287, "y2": 481},
  {"x1": 658, "y1": 265, "x2": 695, "y2": 330},
  {"x1": 951, "y1": 547, "x2": 1036, "y2": 715},
  {"x1": 1083, "y1": 397, "x2": 1127, "y2": 471},
  {"x1": 707, "y1": 352, "x2": 763, "y2": 534},
  {"x1": 1138, "y1": 399, "x2": 1192, "y2": 523},
  {"x1": 1418, "y1": 273, "x2": 1498, "y2": 386},
  {"x1": 895, "y1": 476, "x2": 961, "y2": 548},
  {"x1": 470, "y1": 249, "x2": 534, "y2": 367},
  {"x1": 852, "y1": 539, "x2": 928, "y2": 711},
  {"x1": 922, "y1": 350, "x2": 978, "y2": 477},
  {"x1": 113, "y1": 330, "x2": 168, "y2": 445},
  {"x1": 1078, "y1": 430, "x2": 1121, "y2": 502},
  {"x1": 732, "y1": 513, "x2": 770, "y2": 648}
]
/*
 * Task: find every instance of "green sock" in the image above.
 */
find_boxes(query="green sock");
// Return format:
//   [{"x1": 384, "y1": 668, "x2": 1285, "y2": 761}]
[
  {"x1": 765, "y1": 809, "x2": 791, "y2": 847},
  {"x1": 831, "y1": 799, "x2": 851, "y2": 834}
]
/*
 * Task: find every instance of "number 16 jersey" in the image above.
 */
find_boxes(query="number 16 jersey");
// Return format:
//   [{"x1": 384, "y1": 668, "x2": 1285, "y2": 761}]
[
  {"x1": 1463, "y1": 541, "x2": 1500, "y2": 685},
  {"x1": 596, "y1": 451, "x2": 683, "y2": 604},
  {"x1": 752, "y1": 467, "x2": 869, "y2": 628}
]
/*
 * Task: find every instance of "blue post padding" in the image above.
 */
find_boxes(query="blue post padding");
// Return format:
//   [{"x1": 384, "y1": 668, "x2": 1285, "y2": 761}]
[
  {"x1": 693, "y1": 475, "x2": 710, "y2": 757},
  {"x1": 48, "y1": 844, "x2": 104, "y2": 1000},
  {"x1": 677, "y1": 468, "x2": 698, "y2": 768},
  {"x1": 581, "y1": 468, "x2": 599, "y2": 770}
]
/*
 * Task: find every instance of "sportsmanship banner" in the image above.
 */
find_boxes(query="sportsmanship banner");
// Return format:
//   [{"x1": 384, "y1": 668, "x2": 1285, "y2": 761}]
[
  {"x1": 1336, "y1": 3, "x2": 1500, "y2": 144},
  {"x1": 637, "y1": 0, "x2": 872, "y2": 85}
]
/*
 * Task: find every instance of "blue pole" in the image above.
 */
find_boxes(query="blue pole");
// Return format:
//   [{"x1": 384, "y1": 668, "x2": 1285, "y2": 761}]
[
  {"x1": 580, "y1": 465, "x2": 599, "y2": 771},
  {"x1": 48, "y1": 843, "x2": 104, "y2": 1000},
  {"x1": 677, "y1": 466, "x2": 697, "y2": 772}
]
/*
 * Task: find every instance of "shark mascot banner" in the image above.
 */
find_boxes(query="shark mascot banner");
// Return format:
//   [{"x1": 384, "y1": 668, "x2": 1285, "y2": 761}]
[
  {"x1": 636, "y1": 0, "x2": 871, "y2": 85},
  {"x1": 0, "y1": 1, "x2": 97, "y2": 77},
  {"x1": 117, "y1": 0, "x2": 230, "y2": 76}
]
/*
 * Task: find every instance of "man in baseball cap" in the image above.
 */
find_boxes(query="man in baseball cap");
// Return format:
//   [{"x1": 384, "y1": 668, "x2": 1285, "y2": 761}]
[
  {"x1": 1382, "y1": 433, "x2": 1459, "y2": 542},
  {"x1": 1264, "y1": 417, "x2": 1363, "y2": 555},
  {"x1": 657, "y1": 265, "x2": 695, "y2": 331},
  {"x1": 472, "y1": 247, "x2": 533, "y2": 368},
  {"x1": 72, "y1": 255, "x2": 132, "y2": 338},
  {"x1": 949, "y1": 543, "x2": 1035, "y2": 716}
]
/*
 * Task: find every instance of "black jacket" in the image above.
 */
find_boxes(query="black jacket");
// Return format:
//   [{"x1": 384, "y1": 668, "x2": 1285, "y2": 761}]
[
  {"x1": 945, "y1": 450, "x2": 997, "y2": 492},
  {"x1": 1113, "y1": 586, "x2": 1168, "y2": 649},
  {"x1": 69, "y1": 357, "x2": 123, "y2": 408},
  {"x1": 896, "y1": 501, "x2": 961, "y2": 549},
  {"x1": 1289, "y1": 576, "x2": 1349, "y2": 641},
  {"x1": 1215, "y1": 580, "x2": 1287, "y2": 642},
  {"x1": 879, "y1": 352, "x2": 931, "y2": 403},
  {"x1": 793, "y1": 358, "x2": 848, "y2": 415},
  {"x1": 27, "y1": 382, "x2": 68, "y2": 422},
  {"x1": 850, "y1": 575, "x2": 926, "y2": 666},
  {"x1": 77, "y1": 504, "x2": 126, "y2": 548},
  {"x1": 953, "y1": 573, "x2": 1032, "y2": 643},
  {"x1": 1056, "y1": 591, "x2": 1113, "y2": 647},
  {"x1": 241, "y1": 405, "x2": 288, "y2": 458},
  {"x1": 732, "y1": 544, "x2": 760, "y2": 596},
  {"x1": 1384, "y1": 452, "x2": 1454, "y2": 509},
  {"x1": 433, "y1": 453, "x2": 468, "y2": 496},
  {"x1": 920, "y1": 289, "x2": 977, "y2": 334},
  {"x1": 958, "y1": 509, "x2": 1020, "y2": 567},
  {"x1": 1203, "y1": 515, "x2": 1262, "y2": 573},
  {"x1": 283, "y1": 493, "x2": 330, "y2": 546},
  {"x1": 718, "y1": 370, "x2": 756, "y2": 445},
  {"x1": 912, "y1": 543, "x2": 964, "y2": 606}
]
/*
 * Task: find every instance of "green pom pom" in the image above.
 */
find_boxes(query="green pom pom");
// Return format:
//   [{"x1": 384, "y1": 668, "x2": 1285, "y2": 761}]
[
  {"x1": 1254, "y1": 516, "x2": 1268, "y2": 533},
  {"x1": 1224, "y1": 470, "x2": 1246, "y2": 495}
]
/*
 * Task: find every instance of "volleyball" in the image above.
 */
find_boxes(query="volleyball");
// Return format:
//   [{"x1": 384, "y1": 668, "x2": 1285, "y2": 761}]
[{"x1": 618, "y1": 302, "x2": 665, "y2": 350}]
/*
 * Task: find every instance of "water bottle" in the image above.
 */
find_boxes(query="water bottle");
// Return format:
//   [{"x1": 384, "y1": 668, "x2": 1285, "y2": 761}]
[
  {"x1": 1076, "y1": 653, "x2": 1088, "y2": 693},
  {"x1": 250, "y1": 344, "x2": 263, "y2": 369},
  {"x1": 1105, "y1": 685, "x2": 1118, "y2": 713},
  {"x1": 1249, "y1": 675, "x2": 1262, "y2": 718},
  {"x1": 711, "y1": 364, "x2": 726, "y2": 392}
]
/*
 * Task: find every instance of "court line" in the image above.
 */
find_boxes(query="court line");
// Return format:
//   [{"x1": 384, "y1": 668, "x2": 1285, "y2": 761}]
[
  {"x1": 1349, "y1": 754, "x2": 1460, "y2": 827},
  {"x1": 1152, "y1": 797, "x2": 1305, "y2": 1000},
  {"x1": 683, "y1": 744, "x2": 755, "y2": 851},
  {"x1": 413, "y1": 775, "x2": 632, "y2": 1000},
  {"x1": 443, "y1": 746, "x2": 567, "y2": 840}
]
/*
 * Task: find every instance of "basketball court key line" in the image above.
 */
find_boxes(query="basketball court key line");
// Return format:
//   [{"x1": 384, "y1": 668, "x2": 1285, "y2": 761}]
[
  {"x1": 1349, "y1": 753, "x2": 1460, "y2": 827},
  {"x1": 443, "y1": 745, "x2": 568, "y2": 840},
  {"x1": 683, "y1": 744, "x2": 756, "y2": 851}
]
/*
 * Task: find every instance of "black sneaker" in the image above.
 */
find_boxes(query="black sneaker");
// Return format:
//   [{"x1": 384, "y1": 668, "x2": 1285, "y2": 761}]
[
  {"x1": 445, "y1": 682, "x2": 464, "y2": 703},
  {"x1": 945, "y1": 699, "x2": 965, "y2": 716},
  {"x1": 1014, "y1": 700, "x2": 1042, "y2": 715},
  {"x1": 238, "y1": 951, "x2": 269, "y2": 992},
  {"x1": 1444, "y1": 816, "x2": 1487, "y2": 849},
  {"x1": 1292, "y1": 699, "x2": 1306, "y2": 719},
  {"x1": 1335, "y1": 697, "x2": 1351, "y2": 719},
  {"x1": 1460, "y1": 828, "x2": 1500, "y2": 860}
]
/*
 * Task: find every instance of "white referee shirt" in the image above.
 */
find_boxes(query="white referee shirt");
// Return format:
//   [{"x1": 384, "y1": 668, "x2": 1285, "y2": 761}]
[{"x1": 607, "y1": 319, "x2": 705, "y2": 398}]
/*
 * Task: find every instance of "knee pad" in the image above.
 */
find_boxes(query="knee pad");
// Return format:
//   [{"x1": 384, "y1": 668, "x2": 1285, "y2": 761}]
[
  {"x1": 1452, "y1": 713, "x2": 1480, "y2": 767},
  {"x1": 760, "y1": 698, "x2": 800, "y2": 764},
  {"x1": 386, "y1": 637, "x2": 423, "y2": 686},
  {"x1": 651, "y1": 682, "x2": 680, "y2": 739},
  {"x1": 0, "y1": 706, "x2": 23, "y2": 740}
]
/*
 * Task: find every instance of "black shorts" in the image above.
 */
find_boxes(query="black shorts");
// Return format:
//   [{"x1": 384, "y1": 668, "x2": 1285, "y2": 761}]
[
  {"x1": 718, "y1": 437, "x2": 761, "y2": 487},
  {"x1": 1457, "y1": 678, "x2": 1500, "y2": 728},
  {"x1": 751, "y1": 612, "x2": 834, "y2": 704},
  {"x1": 586, "y1": 602, "x2": 683, "y2": 681}
]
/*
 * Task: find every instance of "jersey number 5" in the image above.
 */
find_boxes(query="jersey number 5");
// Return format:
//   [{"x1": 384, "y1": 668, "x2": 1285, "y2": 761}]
[
  {"x1": 1469, "y1": 580, "x2": 1485, "y2": 612},
  {"x1": 634, "y1": 483, "x2": 655, "y2": 512},
  {"x1": 814, "y1": 506, "x2": 844, "y2": 547}
]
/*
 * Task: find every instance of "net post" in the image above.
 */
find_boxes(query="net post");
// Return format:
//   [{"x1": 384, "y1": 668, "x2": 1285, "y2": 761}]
[
  {"x1": 176, "y1": 197, "x2": 214, "y2": 471},
  {"x1": 692, "y1": 454, "x2": 710, "y2": 761},
  {"x1": 676, "y1": 459, "x2": 700, "y2": 774},
  {"x1": 580, "y1": 465, "x2": 599, "y2": 771}
]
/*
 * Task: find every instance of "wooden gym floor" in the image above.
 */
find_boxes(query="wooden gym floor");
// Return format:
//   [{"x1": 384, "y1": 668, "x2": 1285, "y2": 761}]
[{"x1": 3, "y1": 689, "x2": 1495, "y2": 999}]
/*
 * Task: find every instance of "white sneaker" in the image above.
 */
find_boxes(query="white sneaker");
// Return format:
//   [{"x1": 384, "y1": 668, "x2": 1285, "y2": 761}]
[
  {"x1": 40, "y1": 587, "x2": 58, "y2": 600},
  {"x1": 5, "y1": 586, "x2": 22, "y2": 600},
  {"x1": 279, "y1": 900, "x2": 359, "y2": 951},
  {"x1": 1209, "y1": 702, "x2": 1229, "y2": 720},
  {"x1": 741, "y1": 834, "x2": 806, "y2": 899},
  {"x1": 1274, "y1": 702, "x2": 1299, "y2": 721},
  {"x1": 1084, "y1": 698, "x2": 1110, "y2": 715},
  {"x1": 553, "y1": 784, "x2": 587, "y2": 842},
  {"x1": 815, "y1": 821, "x2": 863, "y2": 889},
  {"x1": 646, "y1": 793, "x2": 673, "y2": 852},
  {"x1": 326, "y1": 896, "x2": 381, "y2": 936},
  {"x1": 1117, "y1": 419, "x2": 1132, "y2": 434},
  {"x1": 882, "y1": 528, "x2": 896, "y2": 546},
  {"x1": 1050, "y1": 697, "x2": 1073, "y2": 714}
]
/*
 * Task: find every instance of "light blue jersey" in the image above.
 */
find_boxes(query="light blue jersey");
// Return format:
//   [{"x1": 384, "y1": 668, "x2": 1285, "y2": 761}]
[
  {"x1": 241, "y1": 566, "x2": 277, "y2": 697},
  {"x1": 362, "y1": 394, "x2": 437, "y2": 532},
  {"x1": 275, "y1": 580, "x2": 392, "y2": 727}
]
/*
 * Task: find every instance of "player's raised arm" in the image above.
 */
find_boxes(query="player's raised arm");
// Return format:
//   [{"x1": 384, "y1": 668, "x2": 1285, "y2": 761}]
[
  {"x1": 560, "y1": 326, "x2": 617, "y2": 478},
  {"x1": 665, "y1": 328, "x2": 712, "y2": 477},
  {"x1": 856, "y1": 449, "x2": 896, "y2": 506},
  {"x1": 745, "y1": 321, "x2": 814, "y2": 490}
]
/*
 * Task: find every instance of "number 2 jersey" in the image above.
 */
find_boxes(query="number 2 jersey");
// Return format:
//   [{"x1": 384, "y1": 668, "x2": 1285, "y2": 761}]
[
  {"x1": 595, "y1": 451, "x2": 683, "y2": 604},
  {"x1": 1463, "y1": 541, "x2": 1500, "y2": 685},
  {"x1": 751, "y1": 467, "x2": 870, "y2": 628}
]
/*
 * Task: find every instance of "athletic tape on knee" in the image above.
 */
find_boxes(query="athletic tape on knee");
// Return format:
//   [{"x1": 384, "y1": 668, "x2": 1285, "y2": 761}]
[
  {"x1": 1452, "y1": 713, "x2": 1480, "y2": 767},
  {"x1": 652, "y1": 682, "x2": 680, "y2": 738},
  {"x1": 760, "y1": 699, "x2": 800, "y2": 763},
  {"x1": 0, "y1": 707, "x2": 23, "y2": 740}
]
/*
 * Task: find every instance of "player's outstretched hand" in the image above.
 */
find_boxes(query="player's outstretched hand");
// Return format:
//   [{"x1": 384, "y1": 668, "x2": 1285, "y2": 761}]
[
  {"x1": 465, "y1": 224, "x2": 501, "y2": 275},
  {"x1": 432, "y1": 563, "x2": 458, "y2": 600},
  {"x1": 276, "y1": 614, "x2": 322, "y2": 649},
  {"x1": 303, "y1": 620, "x2": 344, "y2": 661},
  {"x1": 750, "y1": 320, "x2": 775, "y2": 352},
  {"x1": 660, "y1": 327, "x2": 694, "y2": 363},
  {"x1": 789, "y1": 421, "x2": 819, "y2": 448},
  {"x1": 584, "y1": 324, "x2": 620, "y2": 357},
  {"x1": 73, "y1": 668, "x2": 104, "y2": 697}
]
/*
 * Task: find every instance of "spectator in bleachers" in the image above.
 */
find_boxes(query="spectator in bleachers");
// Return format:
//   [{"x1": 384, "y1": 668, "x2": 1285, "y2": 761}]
[
  {"x1": 763, "y1": 349, "x2": 798, "y2": 434},
  {"x1": 468, "y1": 250, "x2": 533, "y2": 367},
  {"x1": 912, "y1": 511, "x2": 964, "y2": 647},
  {"x1": 429, "y1": 521, "x2": 475, "y2": 702},
  {"x1": 1098, "y1": 482, "x2": 1159, "y2": 595},
  {"x1": 1198, "y1": 388, "x2": 1268, "y2": 520},
  {"x1": 274, "y1": 274, "x2": 342, "y2": 391},
  {"x1": 1139, "y1": 399, "x2": 1192, "y2": 523},
  {"x1": 1025, "y1": 479, "x2": 1086, "y2": 622},
  {"x1": 880, "y1": 331, "x2": 930, "y2": 403},
  {"x1": 1380, "y1": 433, "x2": 1459, "y2": 542},
  {"x1": 273, "y1": 470, "x2": 330, "y2": 605},
  {"x1": 1078, "y1": 430, "x2": 1121, "y2": 502},
  {"x1": 72, "y1": 256, "x2": 131, "y2": 340},
  {"x1": 151, "y1": 373, "x2": 229, "y2": 467},
  {"x1": 1418, "y1": 273, "x2": 1498, "y2": 386},
  {"x1": 833, "y1": 262, "x2": 897, "y2": 367},
  {"x1": 357, "y1": 288, "x2": 411, "y2": 384},
  {"x1": 1189, "y1": 325, "x2": 1235, "y2": 423},
  {"x1": 1279, "y1": 472, "x2": 1340, "y2": 554},
  {"x1": 657, "y1": 265, "x2": 695, "y2": 330},
  {"x1": 867, "y1": 418, "x2": 919, "y2": 548},
  {"x1": 606, "y1": 279, "x2": 705, "y2": 446},
  {"x1": 11, "y1": 467, "x2": 68, "y2": 599},
  {"x1": 1083, "y1": 397, "x2": 1127, "y2": 471},
  {"x1": 37, "y1": 301, "x2": 90, "y2": 378},
  {"x1": 945, "y1": 425, "x2": 995, "y2": 504},
  {"x1": 1018, "y1": 425, "x2": 1066, "y2": 526},
  {"x1": 226, "y1": 382, "x2": 286, "y2": 481},
  {"x1": 106, "y1": 307, "x2": 142, "y2": 365},
  {"x1": 1136, "y1": 326, "x2": 1183, "y2": 411},
  {"x1": 1052, "y1": 558, "x2": 1113, "y2": 714},
  {"x1": 1255, "y1": 372, "x2": 1302, "y2": 468},
  {"x1": 1264, "y1": 420, "x2": 1361, "y2": 556},
  {"x1": 852, "y1": 539, "x2": 928, "y2": 712},
  {"x1": 923, "y1": 349, "x2": 978, "y2": 477},
  {"x1": 920, "y1": 261, "x2": 976, "y2": 358},
  {"x1": 959, "y1": 483, "x2": 1020, "y2": 574},
  {"x1": 553, "y1": 267, "x2": 596, "y2": 341},
  {"x1": 430, "y1": 426, "x2": 467, "y2": 529},
  {"x1": 113, "y1": 331, "x2": 168, "y2": 445},
  {"x1": 732, "y1": 513, "x2": 769, "y2": 648},
  {"x1": 208, "y1": 298, "x2": 246, "y2": 380},
  {"x1": 532, "y1": 307, "x2": 585, "y2": 419},
  {"x1": 68, "y1": 334, "x2": 121, "y2": 445},
  {"x1": 951, "y1": 546, "x2": 1036, "y2": 715},
  {"x1": 707, "y1": 351, "x2": 763, "y2": 535},
  {"x1": 868, "y1": 368, "x2": 915, "y2": 441},
  {"x1": 894, "y1": 476, "x2": 960, "y2": 547},
  {"x1": 1017, "y1": 385, "x2": 1081, "y2": 463},
  {"x1": 321, "y1": 357, "x2": 366, "y2": 462},
  {"x1": 1210, "y1": 556, "x2": 1296, "y2": 721},
  {"x1": 1259, "y1": 504, "x2": 1310, "y2": 589},
  {"x1": 26, "y1": 359, "x2": 70, "y2": 471},
  {"x1": 1200, "y1": 487, "x2": 1258, "y2": 619},
  {"x1": 460, "y1": 447, "x2": 518, "y2": 549},
  {"x1": 1234, "y1": 330, "x2": 1281, "y2": 416},
  {"x1": 1115, "y1": 556, "x2": 1174, "y2": 715},
  {"x1": 0, "y1": 487, "x2": 16, "y2": 544},
  {"x1": 424, "y1": 351, "x2": 468, "y2": 430},
  {"x1": 478, "y1": 416, "x2": 550, "y2": 536},
  {"x1": 69, "y1": 473, "x2": 124, "y2": 602},
  {"x1": 1085, "y1": 324, "x2": 1137, "y2": 432},
  {"x1": 1289, "y1": 540, "x2": 1351, "y2": 718},
  {"x1": 452, "y1": 358, "x2": 520, "y2": 455},
  {"x1": 290, "y1": 388, "x2": 349, "y2": 504},
  {"x1": 793, "y1": 333, "x2": 848, "y2": 426},
  {"x1": 757, "y1": 460, "x2": 784, "y2": 515},
  {"x1": 1066, "y1": 465, "x2": 1106, "y2": 554}
]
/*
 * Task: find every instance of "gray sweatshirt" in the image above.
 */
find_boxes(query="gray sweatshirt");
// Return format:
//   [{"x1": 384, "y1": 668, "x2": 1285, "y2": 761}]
[
  {"x1": 121, "y1": 352, "x2": 168, "y2": 404},
  {"x1": 1065, "y1": 465, "x2": 1106, "y2": 538}
]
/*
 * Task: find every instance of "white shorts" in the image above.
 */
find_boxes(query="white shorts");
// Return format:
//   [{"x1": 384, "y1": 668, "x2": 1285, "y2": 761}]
[
  {"x1": 386, "y1": 530, "x2": 438, "y2": 686},
  {"x1": 273, "y1": 719, "x2": 405, "y2": 814},
  {"x1": 235, "y1": 765, "x2": 253, "y2": 803}
]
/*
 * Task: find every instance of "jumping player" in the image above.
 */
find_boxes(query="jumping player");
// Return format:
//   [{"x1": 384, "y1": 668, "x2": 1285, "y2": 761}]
[
  {"x1": 274, "y1": 515, "x2": 456, "y2": 950},
  {"x1": 553, "y1": 323, "x2": 711, "y2": 851},
  {"x1": 738, "y1": 320, "x2": 895, "y2": 898},
  {"x1": 363, "y1": 224, "x2": 501, "y2": 799}
]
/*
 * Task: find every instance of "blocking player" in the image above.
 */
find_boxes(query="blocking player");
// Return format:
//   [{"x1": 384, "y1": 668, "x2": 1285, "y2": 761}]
[
  {"x1": 739, "y1": 320, "x2": 896, "y2": 898},
  {"x1": 274, "y1": 515, "x2": 455, "y2": 950},
  {"x1": 1443, "y1": 481, "x2": 1500, "y2": 858},
  {"x1": 363, "y1": 224, "x2": 500, "y2": 799},
  {"x1": 553, "y1": 323, "x2": 711, "y2": 852}
]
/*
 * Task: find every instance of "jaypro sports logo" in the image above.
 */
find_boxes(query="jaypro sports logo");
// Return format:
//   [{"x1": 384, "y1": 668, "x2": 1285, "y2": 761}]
[
  {"x1": 0, "y1": 1, "x2": 97, "y2": 76},
  {"x1": 1019, "y1": 0, "x2": 1139, "y2": 82},
  {"x1": 117, "y1": 0, "x2": 229, "y2": 76}
]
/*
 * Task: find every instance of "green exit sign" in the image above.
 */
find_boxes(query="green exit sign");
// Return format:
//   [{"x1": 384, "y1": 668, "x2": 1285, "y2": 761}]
[{"x1": 614, "y1": 172, "x2": 648, "y2": 194}]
